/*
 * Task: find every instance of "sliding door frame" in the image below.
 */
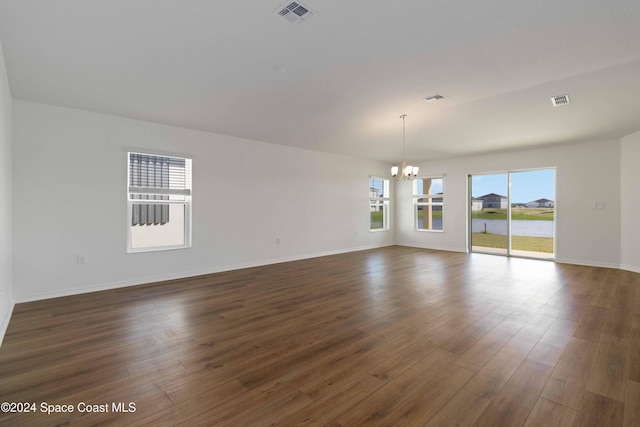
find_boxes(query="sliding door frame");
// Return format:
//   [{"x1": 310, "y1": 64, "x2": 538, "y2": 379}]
[{"x1": 468, "y1": 167, "x2": 556, "y2": 260}]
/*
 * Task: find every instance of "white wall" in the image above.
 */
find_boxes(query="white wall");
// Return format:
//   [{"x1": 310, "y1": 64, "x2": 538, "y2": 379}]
[
  {"x1": 621, "y1": 130, "x2": 640, "y2": 273},
  {"x1": 396, "y1": 140, "x2": 622, "y2": 268},
  {"x1": 0, "y1": 39, "x2": 14, "y2": 344},
  {"x1": 12, "y1": 101, "x2": 394, "y2": 302}
]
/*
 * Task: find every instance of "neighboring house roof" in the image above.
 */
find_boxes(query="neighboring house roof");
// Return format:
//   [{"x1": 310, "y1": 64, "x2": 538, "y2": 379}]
[
  {"x1": 478, "y1": 193, "x2": 507, "y2": 199},
  {"x1": 531, "y1": 198, "x2": 554, "y2": 203}
]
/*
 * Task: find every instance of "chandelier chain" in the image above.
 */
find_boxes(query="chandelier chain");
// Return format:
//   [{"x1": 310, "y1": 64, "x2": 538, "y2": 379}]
[{"x1": 401, "y1": 114, "x2": 406, "y2": 157}]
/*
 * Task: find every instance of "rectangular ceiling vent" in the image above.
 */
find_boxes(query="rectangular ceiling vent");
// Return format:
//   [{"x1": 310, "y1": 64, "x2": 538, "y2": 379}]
[
  {"x1": 551, "y1": 94, "x2": 570, "y2": 106},
  {"x1": 424, "y1": 94, "x2": 447, "y2": 103},
  {"x1": 275, "y1": 1, "x2": 316, "y2": 24}
]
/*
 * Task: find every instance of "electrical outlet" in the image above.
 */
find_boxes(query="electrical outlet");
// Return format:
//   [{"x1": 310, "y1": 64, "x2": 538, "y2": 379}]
[
  {"x1": 276, "y1": 237, "x2": 281, "y2": 245},
  {"x1": 77, "y1": 254, "x2": 87, "y2": 264},
  {"x1": 593, "y1": 201, "x2": 605, "y2": 209}
]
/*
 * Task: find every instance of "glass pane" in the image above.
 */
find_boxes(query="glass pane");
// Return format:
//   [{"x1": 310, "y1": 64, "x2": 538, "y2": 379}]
[
  {"x1": 417, "y1": 204, "x2": 443, "y2": 230},
  {"x1": 370, "y1": 177, "x2": 388, "y2": 199},
  {"x1": 370, "y1": 201, "x2": 386, "y2": 230},
  {"x1": 510, "y1": 169, "x2": 555, "y2": 259},
  {"x1": 471, "y1": 173, "x2": 508, "y2": 254},
  {"x1": 415, "y1": 178, "x2": 443, "y2": 195},
  {"x1": 131, "y1": 203, "x2": 186, "y2": 249}
]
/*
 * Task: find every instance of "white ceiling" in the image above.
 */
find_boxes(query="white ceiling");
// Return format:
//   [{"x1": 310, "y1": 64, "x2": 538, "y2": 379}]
[{"x1": 1, "y1": 0, "x2": 639, "y2": 162}]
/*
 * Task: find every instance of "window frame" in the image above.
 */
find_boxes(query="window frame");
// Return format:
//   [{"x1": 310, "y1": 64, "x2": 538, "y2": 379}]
[
  {"x1": 127, "y1": 151, "x2": 193, "y2": 253},
  {"x1": 414, "y1": 176, "x2": 444, "y2": 232},
  {"x1": 369, "y1": 176, "x2": 390, "y2": 232}
]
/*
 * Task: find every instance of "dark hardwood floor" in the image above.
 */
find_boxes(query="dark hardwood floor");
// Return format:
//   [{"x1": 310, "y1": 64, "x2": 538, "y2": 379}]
[{"x1": 0, "y1": 246, "x2": 639, "y2": 426}]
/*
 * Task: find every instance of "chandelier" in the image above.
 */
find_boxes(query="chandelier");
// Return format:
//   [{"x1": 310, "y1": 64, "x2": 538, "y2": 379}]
[{"x1": 391, "y1": 114, "x2": 419, "y2": 180}]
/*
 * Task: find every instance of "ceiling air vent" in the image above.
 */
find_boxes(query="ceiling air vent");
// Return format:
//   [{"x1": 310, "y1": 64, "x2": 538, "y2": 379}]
[
  {"x1": 551, "y1": 94, "x2": 570, "y2": 106},
  {"x1": 275, "y1": 1, "x2": 316, "y2": 24},
  {"x1": 424, "y1": 94, "x2": 447, "y2": 103}
]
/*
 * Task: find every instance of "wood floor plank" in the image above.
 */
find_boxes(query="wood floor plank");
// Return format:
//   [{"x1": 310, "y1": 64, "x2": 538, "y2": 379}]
[
  {"x1": 593, "y1": 280, "x2": 618, "y2": 309},
  {"x1": 512, "y1": 313, "x2": 555, "y2": 341},
  {"x1": 437, "y1": 314, "x2": 506, "y2": 356},
  {"x1": 453, "y1": 319, "x2": 526, "y2": 372},
  {"x1": 235, "y1": 328, "x2": 368, "y2": 390},
  {"x1": 0, "y1": 247, "x2": 638, "y2": 426},
  {"x1": 630, "y1": 328, "x2": 640, "y2": 382},
  {"x1": 542, "y1": 337, "x2": 599, "y2": 409},
  {"x1": 216, "y1": 389, "x2": 314, "y2": 427},
  {"x1": 572, "y1": 390, "x2": 624, "y2": 427},
  {"x1": 604, "y1": 284, "x2": 635, "y2": 339},
  {"x1": 298, "y1": 331, "x2": 416, "y2": 402},
  {"x1": 424, "y1": 333, "x2": 539, "y2": 427},
  {"x1": 539, "y1": 317, "x2": 581, "y2": 348},
  {"x1": 523, "y1": 398, "x2": 577, "y2": 427},
  {"x1": 625, "y1": 380, "x2": 640, "y2": 427},
  {"x1": 130, "y1": 380, "x2": 248, "y2": 426},
  {"x1": 586, "y1": 334, "x2": 629, "y2": 402},
  {"x1": 376, "y1": 364, "x2": 475, "y2": 426},
  {"x1": 367, "y1": 336, "x2": 437, "y2": 382},
  {"x1": 334, "y1": 349, "x2": 457, "y2": 426},
  {"x1": 473, "y1": 360, "x2": 552, "y2": 427},
  {"x1": 633, "y1": 290, "x2": 640, "y2": 330},
  {"x1": 278, "y1": 374, "x2": 385, "y2": 426},
  {"x1": 573, "y1": 305, "x2": 610, "y2": 342},
  {"x1": 527, "y1": 340, "x2": 564, "y2": 367}
]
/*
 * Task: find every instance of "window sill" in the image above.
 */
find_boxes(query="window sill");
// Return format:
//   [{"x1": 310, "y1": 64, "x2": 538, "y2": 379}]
[{"x1": 127, "y1": 244, "x2": 191, "y2": 254}]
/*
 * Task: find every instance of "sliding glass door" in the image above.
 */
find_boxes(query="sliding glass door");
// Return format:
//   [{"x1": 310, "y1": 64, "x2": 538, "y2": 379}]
[
  {"x1": 470, "y1": 173, "x2": 509, "y2": 255},
  {"x1": 470, "y1": 169, "x2": 555, "y2": 259},
  {"x1": 509, "y1": 169, "x2": 555, "y2": 259}
]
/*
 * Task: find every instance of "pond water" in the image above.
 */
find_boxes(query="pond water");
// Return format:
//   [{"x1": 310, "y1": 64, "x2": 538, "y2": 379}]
[
  {"x1": 417, "y1": 218, "x2": 443, "y2": 230},
  {"x1": 472, "y1": 219, "x2": 553, "y2": 238}
]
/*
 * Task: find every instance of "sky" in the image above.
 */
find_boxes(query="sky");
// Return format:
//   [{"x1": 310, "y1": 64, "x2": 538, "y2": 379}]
[{"x1": 471, "y1": 169, "x2": 555, "y2": 203}]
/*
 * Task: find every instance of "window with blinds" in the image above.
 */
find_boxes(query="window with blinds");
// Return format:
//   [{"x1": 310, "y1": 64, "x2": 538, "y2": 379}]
[{"x1": 127, "y1": 152, "x2": 192, "y2": 252}]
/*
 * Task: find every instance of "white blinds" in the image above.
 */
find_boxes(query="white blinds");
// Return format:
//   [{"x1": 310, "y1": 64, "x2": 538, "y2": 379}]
[
  {"x1": 128, "y1": 153, "x2": 192, "y2": 226},
  {"x1": 129, "y1": 153, "x2": 191, "y2": 194}
]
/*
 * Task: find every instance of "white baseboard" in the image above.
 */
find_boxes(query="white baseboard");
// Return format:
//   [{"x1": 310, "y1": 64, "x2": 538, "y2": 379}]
[
  {"x1": 554, "y1": 258, "x2": 620, "y2": 269},
  {"x1": 397, "y1": 247, "x2": 624, "y2": 270},
  {"x1": 395, "y1": 242, "x2": 467, "y2": 253},
  {"x1": 15, "y1": 243, "x2": 392, "y2": 303},
  {"x1": 620, "y1": 264, "x2": 640, "y2": 274},
  {"x1": 0, "y1": 297, "x2": 15, "y2": 347}
]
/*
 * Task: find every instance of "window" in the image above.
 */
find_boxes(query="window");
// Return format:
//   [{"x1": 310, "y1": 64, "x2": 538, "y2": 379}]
[
  {"x1": 369, "y1": 176, "x2": 389, "y2": 231},
  {"x1": 414, "y1": 177, "x2": 443, "y2": 231},
  {"x1": 127, "y1": 152, "x2": 192, "y2": 252}
]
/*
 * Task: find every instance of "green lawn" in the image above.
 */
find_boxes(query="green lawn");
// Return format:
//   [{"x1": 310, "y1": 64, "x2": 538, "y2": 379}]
[
  {"x1": 371, "y1": 209, "x2": 444, "y2": 225},
  {"x1": 472, "y1": 232, "x2": 554, "y2": 253},
  {"x1": 370, "y1": 211, "x2": 384, "y2": 229},
  {"x1": 370, "y1": 211, "x2": 383, "y2": 221},
  {"x1": 472, "y1": 207, "x2": 554, "y2": 221},
  {"x1": 417, "y1": 210, "x2": 442, "y2": 219}
]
